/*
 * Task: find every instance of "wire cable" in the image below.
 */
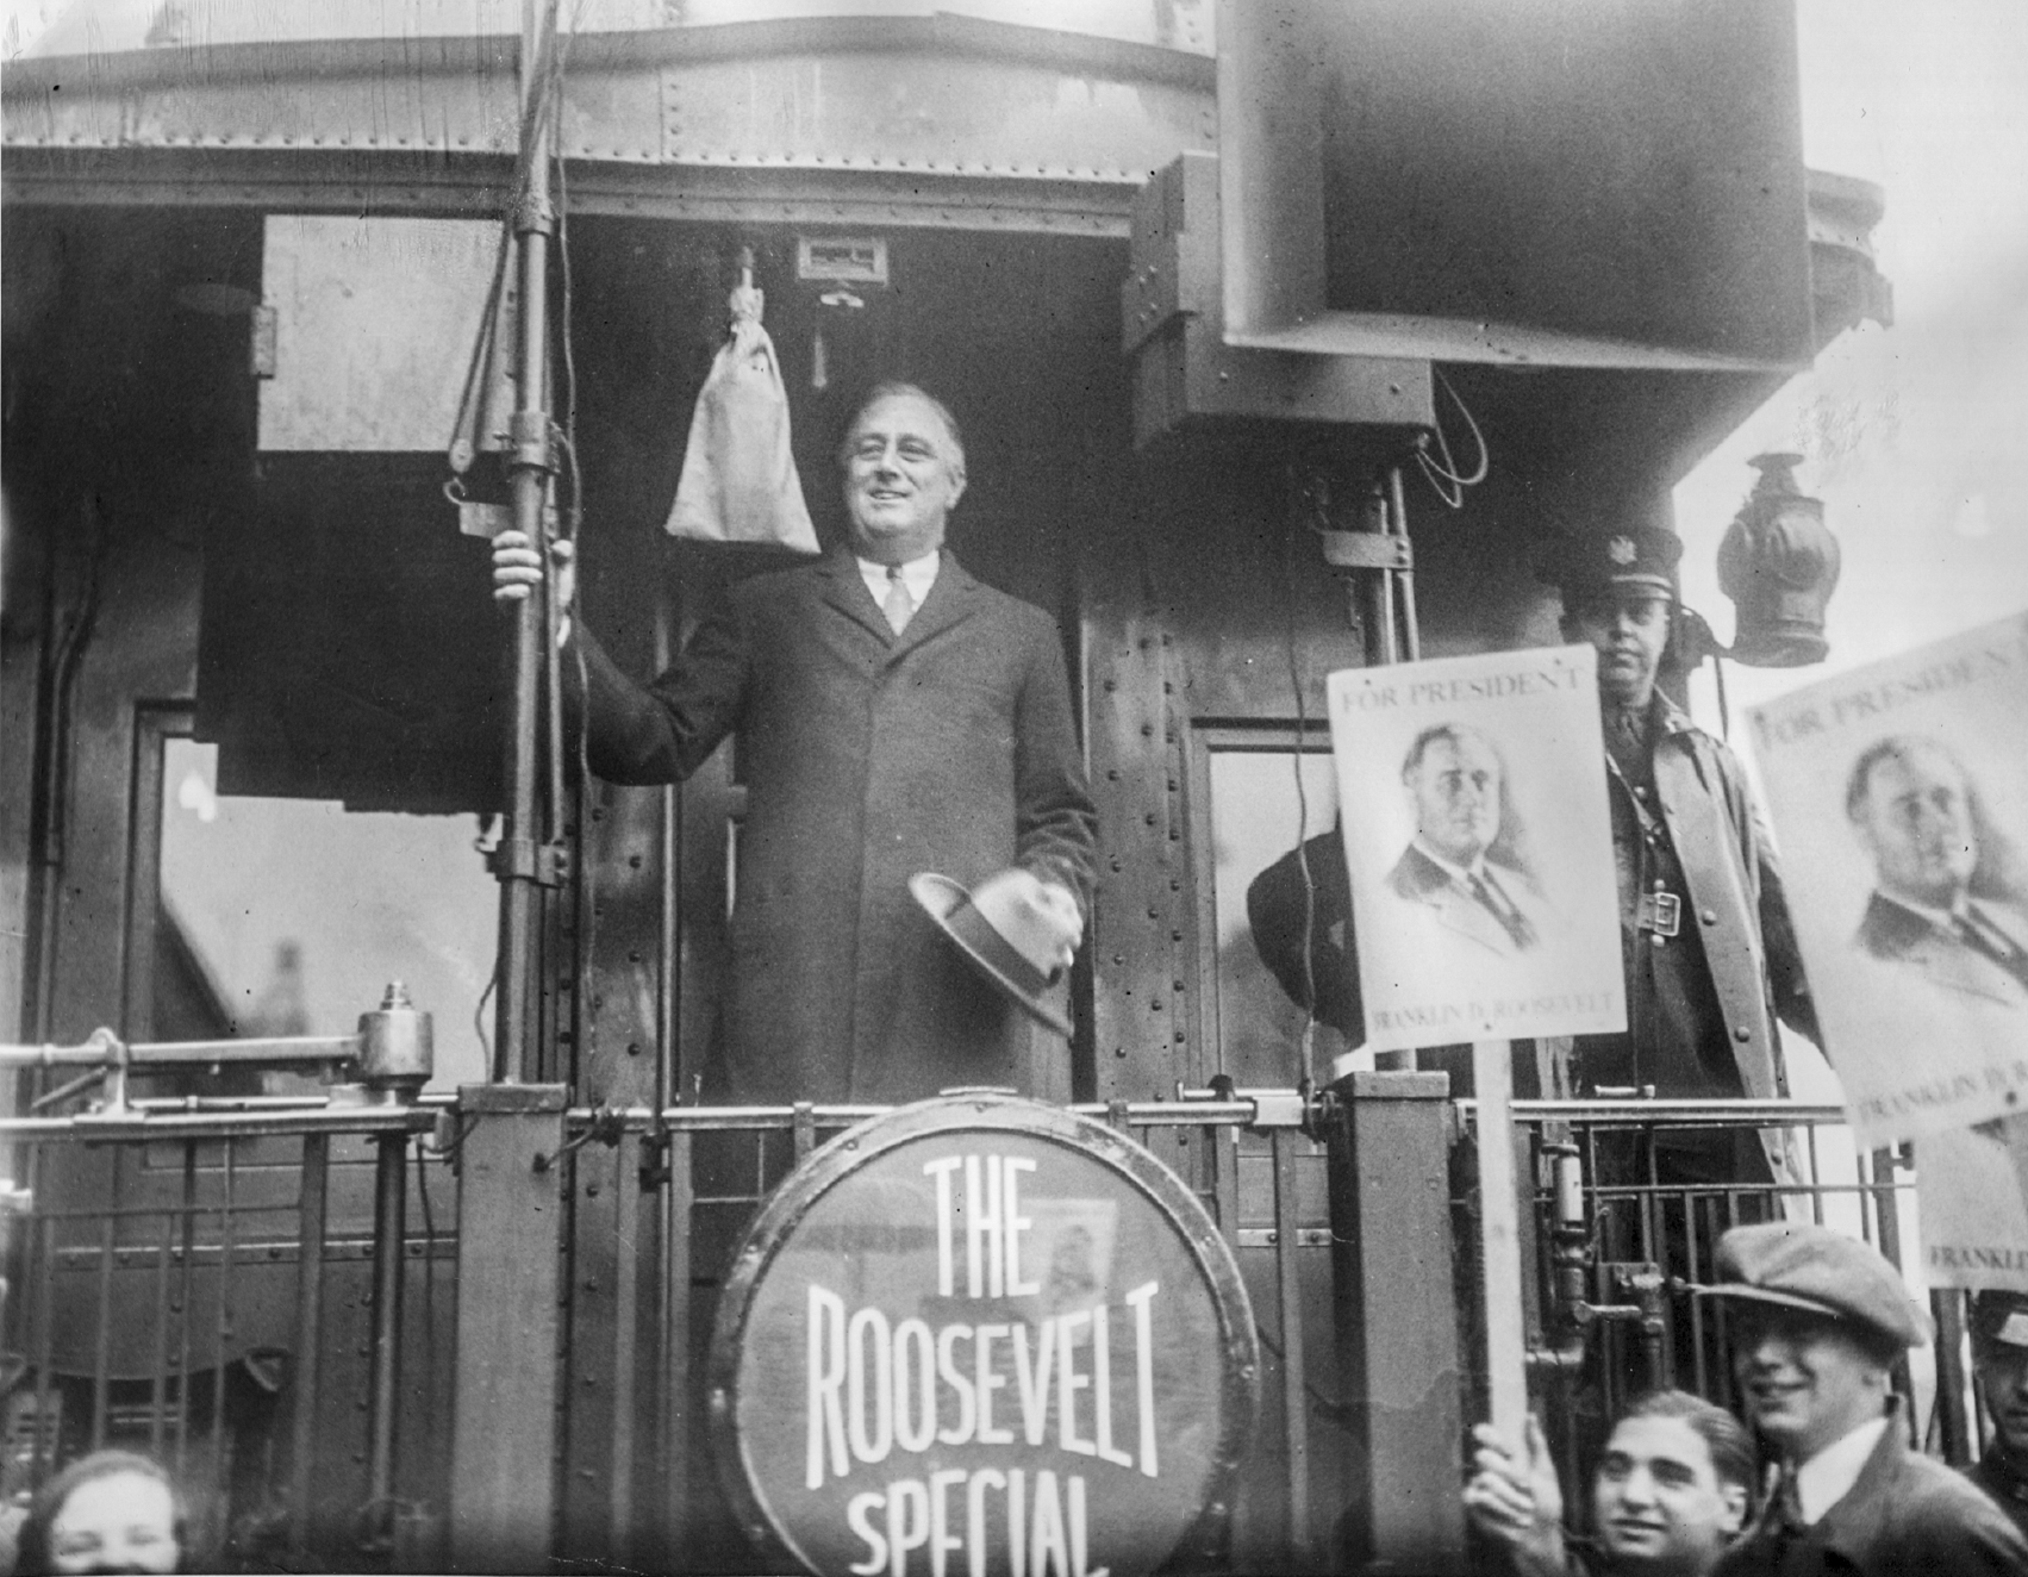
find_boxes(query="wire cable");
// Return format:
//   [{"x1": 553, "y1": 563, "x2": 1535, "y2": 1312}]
[
  {"x1": 551, "y1": 0, "x2": 601, "y2": 1082},
  {"x1": 1415, "y1": 366, "x2": 1491, "y2": 509},
  {"x1": 1282, "y1": 466, "x2": 1322, "y2": 1094}
]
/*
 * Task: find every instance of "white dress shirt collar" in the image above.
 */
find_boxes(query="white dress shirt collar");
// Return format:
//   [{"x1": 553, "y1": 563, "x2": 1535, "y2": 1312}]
[
  {"x1": 1794, "y1": 1413, "x2": 1889, "y2": 1524},
  {"x1": 856, "y1": 550, "x2": 940, "y2": 609}
]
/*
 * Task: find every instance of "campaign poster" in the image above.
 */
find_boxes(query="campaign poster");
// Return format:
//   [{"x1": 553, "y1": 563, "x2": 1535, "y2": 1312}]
[
  {"x1": 1325, "y1": 646, "x2": 1624, "y2": 1052},
  {"x1": 1915, "y1": 1114, "x2": 2028, "y2": 1293},
  {"x1": 1747, "y1": 612, "x2": 2028, "y2": 1149}
]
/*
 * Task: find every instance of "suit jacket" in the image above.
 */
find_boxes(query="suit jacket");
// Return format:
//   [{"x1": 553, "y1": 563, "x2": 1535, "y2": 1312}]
[
  {"x1": 574, "y1": 547, "x2": 1098, "y2": 1105},
  {"x1": 1854, "y1": 892, "x2": 2028, "y2": 1011},
  {"x1": 1384, "y1": 843, "x2": 1553, "y2": 959},
  {"x1": 1715, "y1": 1404, "x2": 2028, "y2": 1576}
]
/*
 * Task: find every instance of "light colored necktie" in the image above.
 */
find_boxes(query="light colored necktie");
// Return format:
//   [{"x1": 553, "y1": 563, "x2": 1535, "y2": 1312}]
[{"x1": 882, "y1": 565, "x2": 914, "y2": 635}]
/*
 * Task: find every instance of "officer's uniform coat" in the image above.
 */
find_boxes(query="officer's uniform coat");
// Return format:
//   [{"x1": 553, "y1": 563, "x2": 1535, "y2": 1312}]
[
  {"x1": 573, "y1": 547, "x2": 1098, "y2": 1105},
  {"x1": 1607, "y1": 697, "x2": 1817, "y2": 1180}
]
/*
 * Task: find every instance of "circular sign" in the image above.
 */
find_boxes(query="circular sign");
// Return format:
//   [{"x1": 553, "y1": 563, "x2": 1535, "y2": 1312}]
[{"x1": 709, "y1": 1093, "x2": 1260, "y2": 1577}]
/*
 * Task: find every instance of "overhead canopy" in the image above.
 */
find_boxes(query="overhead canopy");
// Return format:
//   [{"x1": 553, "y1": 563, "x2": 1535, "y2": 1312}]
[{"x1": 1, "y1": 8, "x2": 1214, "y2": 235}]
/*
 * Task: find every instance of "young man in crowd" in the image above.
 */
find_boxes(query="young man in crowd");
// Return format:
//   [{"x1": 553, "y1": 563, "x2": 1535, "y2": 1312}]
[
  {"x1": 1702, "y1": 1221, "x2": 2027, "y2": 1576},
  {"x1": 1465, "y1": 1390, "x2": 1754, "y2": 1576}
]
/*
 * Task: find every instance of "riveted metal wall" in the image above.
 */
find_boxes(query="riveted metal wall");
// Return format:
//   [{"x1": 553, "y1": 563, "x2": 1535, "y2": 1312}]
[{"x1": 3, "y1": 18, "x2": 1214, "y2": 239}]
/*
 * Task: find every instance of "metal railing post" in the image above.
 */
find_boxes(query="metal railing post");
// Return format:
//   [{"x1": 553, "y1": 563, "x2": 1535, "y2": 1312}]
[
  {"x1": 1322, "y1": 1069, "x2": 1466, "y2": 1573},
  {"x1": 288, "y1": 1133, "x2": 331, "y2": 1563},
  {"x1": 367, "y1": 1133, "x2": 409, "y2": 1519},
  {"x1": 449, "y1": 1084, "x2": 566, "y2": 1572}
]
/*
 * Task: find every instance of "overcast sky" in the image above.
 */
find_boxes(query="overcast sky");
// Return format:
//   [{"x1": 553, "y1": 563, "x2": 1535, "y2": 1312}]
[{"x1": 1678, "y1": 0, "x2": 2028, "y2": 696}]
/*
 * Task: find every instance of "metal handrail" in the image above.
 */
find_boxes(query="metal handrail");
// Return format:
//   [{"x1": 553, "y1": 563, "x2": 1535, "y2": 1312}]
[{"x1": 1468, "y1": 1097, "x2": 1852, "y2": 1127}]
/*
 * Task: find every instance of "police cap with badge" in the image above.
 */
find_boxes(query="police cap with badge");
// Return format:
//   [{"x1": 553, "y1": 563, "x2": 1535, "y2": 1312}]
[
  {"x1": 1540, "y1": 523, "x2": 1684, "y2": 604},
  {"x1": 1973, "y1": 1289, "x2": 2028, "y2": 1357}
]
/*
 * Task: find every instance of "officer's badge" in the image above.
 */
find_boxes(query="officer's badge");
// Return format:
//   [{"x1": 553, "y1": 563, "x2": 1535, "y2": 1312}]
[{"x1": 1608, "y1": 536, "x2": 1639, "y2": 566}]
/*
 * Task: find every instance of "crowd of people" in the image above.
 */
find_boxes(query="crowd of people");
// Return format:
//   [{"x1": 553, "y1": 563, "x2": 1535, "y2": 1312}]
[{"x1": 1465, "y1": 1229, "x2": 2028, "y2": 1575}]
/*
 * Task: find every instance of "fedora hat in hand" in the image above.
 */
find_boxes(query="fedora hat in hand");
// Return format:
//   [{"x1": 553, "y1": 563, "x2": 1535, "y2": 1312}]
[{"x1": 911, "y1": 869, "x2": 1075, "y2": 1038}]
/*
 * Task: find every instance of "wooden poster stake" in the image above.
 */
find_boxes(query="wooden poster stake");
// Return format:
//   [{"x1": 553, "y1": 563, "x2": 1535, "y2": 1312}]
[{"x1": 1472, "y1": 1038, "x2": 1529, "y2": 1438}]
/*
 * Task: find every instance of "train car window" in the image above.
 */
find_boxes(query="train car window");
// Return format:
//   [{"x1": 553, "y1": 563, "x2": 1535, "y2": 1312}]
[
  {"x1": 1187, "y1": 724, "x2": 1354, "y2": 1091},
  {"x1": 142, "y1": 722, "x2": 494, "y2": 1090}
]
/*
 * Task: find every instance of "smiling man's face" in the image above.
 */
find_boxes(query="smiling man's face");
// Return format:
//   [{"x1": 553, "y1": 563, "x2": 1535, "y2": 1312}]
[
  {"x1": 1591, "y1": 1414, "x2": 1746, "y2": 1575},
  {"x1": 1731, "y1": 1306, "x2": 1889, "y2": 1462},
  {"x1": 840, "y1": 390, "x2": 967, "y2": 565}
]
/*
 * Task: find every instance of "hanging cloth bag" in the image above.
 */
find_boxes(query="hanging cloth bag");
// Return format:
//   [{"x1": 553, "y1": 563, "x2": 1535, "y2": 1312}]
[{"x1": 664, "y1": 281, "x2": 819, "y2": 553}]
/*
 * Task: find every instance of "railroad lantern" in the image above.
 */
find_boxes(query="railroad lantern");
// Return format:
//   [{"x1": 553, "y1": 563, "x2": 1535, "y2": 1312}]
[{"x1": 1716, "y1": 453, "x2": 1841, "y2": 666}]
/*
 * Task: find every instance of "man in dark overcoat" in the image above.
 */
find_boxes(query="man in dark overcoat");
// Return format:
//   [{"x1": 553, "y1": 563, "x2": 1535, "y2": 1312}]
[{"x1": 495, "y1": 383, "x2": 1097, "y2": 1105}]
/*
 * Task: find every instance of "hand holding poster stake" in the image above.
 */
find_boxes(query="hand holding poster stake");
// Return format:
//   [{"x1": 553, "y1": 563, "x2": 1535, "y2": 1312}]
[
  {"x1": 1748, "y1": 610, "x2": 2028, "y2": 1290},
  {"x1": 1328, "y1": 647, "x2": 1628, "y2": 1435}
]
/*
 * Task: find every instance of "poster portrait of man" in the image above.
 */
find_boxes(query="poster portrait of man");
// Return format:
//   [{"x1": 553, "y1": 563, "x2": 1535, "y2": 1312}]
[
  {"x1": 1749, "y1": 611, "x2": 2028, "y2": 1148},
  {"x1": 1844, "y1": 734, "x2": 2028, "y2": 1011},
  {"x1": 1327, "y1": 647, "x2": 1624, "y2": 1053},
  {"x1": 1383, "y1": 723, "x2": 1556, "y2": 962}
]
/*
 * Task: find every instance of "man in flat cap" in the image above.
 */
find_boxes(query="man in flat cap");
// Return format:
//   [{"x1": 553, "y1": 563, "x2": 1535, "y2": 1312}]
[
  {"x1": 1970, "y1": 1289, "x2": 2028, "y2": 1536},
  {"x1": 1547, "y1": 525, "x2": 1819, "y2": 1187},
  {"x1": 1702, "y1": 1222, "x2": 2028, "y2": 1575}
]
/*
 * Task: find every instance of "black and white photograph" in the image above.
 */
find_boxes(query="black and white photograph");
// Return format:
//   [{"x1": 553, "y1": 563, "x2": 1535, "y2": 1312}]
[{"x1": 4, "y1": 0, "x2": 2027, "y2": 1572}]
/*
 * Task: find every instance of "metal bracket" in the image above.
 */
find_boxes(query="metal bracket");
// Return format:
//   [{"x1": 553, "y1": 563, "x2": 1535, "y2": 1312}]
[
  {"x1": 1320, "y1": 531, "x2": 1413, "y2": 572},
  {"x1": 249, "y1": 302, "x2": 278, "y2": 378},
  {"x1": 488, "y1": 837, "x2": 572, "y2": 887},
  {"x1": 507, "y1": 410, "x2": 556, "y2": 473},
  {"x1": 511, "y1": 188, "x2": 555, "y2": 238},
  {"x1": 1246, "y1": 1088, "x2": 1313, "y2": 1130}
]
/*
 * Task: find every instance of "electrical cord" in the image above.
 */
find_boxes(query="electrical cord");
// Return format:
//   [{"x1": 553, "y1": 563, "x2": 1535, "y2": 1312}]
[
  {"x1": 1415, "y1": 366, "x2": 1490, "y2": 508},
  {"x1": 1282, "y1": 466, "x2": 1323, "y2": 1094}
]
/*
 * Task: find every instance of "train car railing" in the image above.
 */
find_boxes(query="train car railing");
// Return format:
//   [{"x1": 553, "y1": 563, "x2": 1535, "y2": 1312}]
[
  {"x1": 7, "y1": 1069, "x2": 1972, "y2": 1573},
  {"x1": 0, "y1": 1099, "x2": 453, "y2": 1568},
  {"x1": 532, "y1": 1092, "x2": 1319, "y2": 1574},
  {"x1": 1469, "y1": 1097, "x2": 1976, "y2": 1524}
]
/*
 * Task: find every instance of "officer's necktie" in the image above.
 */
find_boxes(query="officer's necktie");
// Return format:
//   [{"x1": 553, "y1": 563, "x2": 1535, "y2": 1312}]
[
  {"x1": 882, "y1": 565, "x2": 914, "y2": 636},
  {"x1": 1469, "y1": 872, "x2": 1537, "y2": 951}
]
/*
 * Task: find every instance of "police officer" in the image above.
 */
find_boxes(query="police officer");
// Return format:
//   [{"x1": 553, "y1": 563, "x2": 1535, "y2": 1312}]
[
  {"x1": 1970, "y1": 1289, "x2": 2028, "y2": 1536},
  {"x1": 1548, "y1": 526, "x2": 1818, "y2": 1185}
]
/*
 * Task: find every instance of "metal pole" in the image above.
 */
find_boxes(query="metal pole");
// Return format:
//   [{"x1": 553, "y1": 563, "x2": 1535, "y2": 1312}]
[
  {"x1": 494, "y1": 0, "x2": 561, "y2": 1084},
  {"x1": 289, "y1": 1134, "x2": 330, "y2": 1563},
  {"x1": 1386, "y1": 463, "x2": 1420, "y2": 662},
  {"x1": 366, "y1": 1134, "x2": 408, "y2": 1514}
]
